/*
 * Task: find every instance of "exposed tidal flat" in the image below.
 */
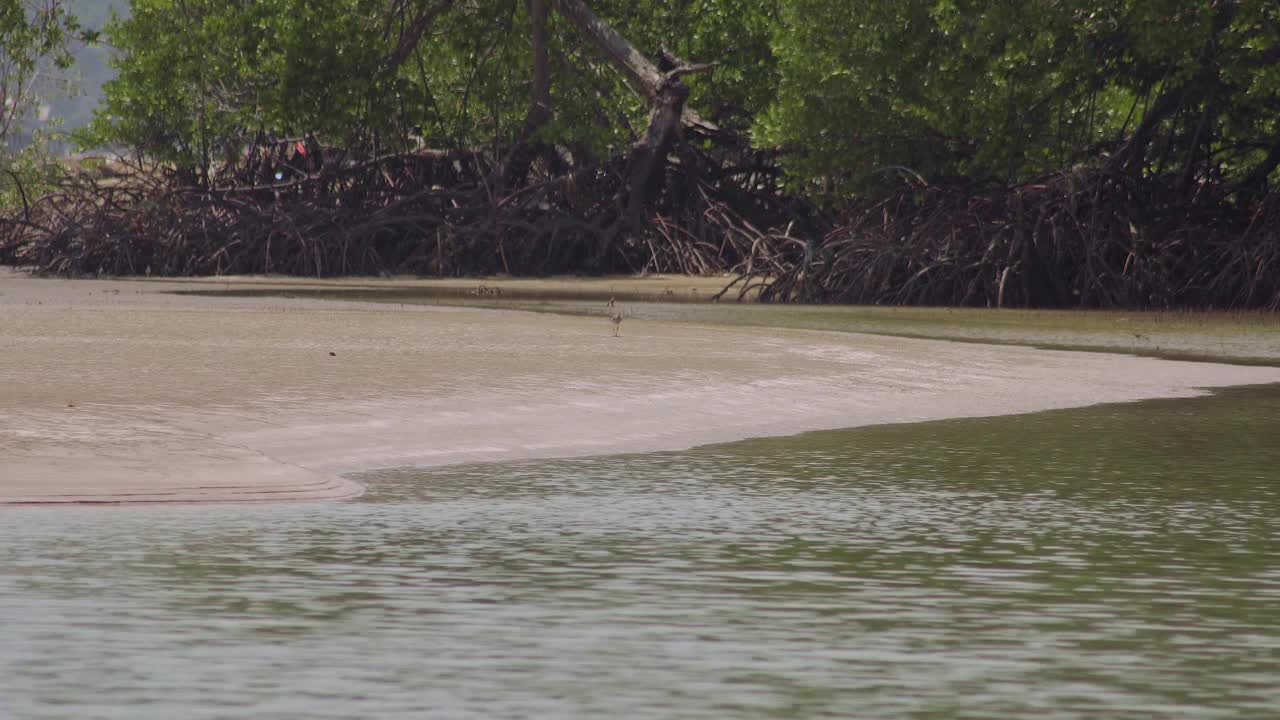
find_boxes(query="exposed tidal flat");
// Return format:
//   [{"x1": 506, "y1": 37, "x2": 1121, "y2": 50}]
[
  {"x1": 3, "y1": 270, "x2": 1280, "y2": 503},
  {"x1": 4, "y1": 270, "x2": 1280, "y2": 718},
  {"x1": 207, "y1": 274, "x2": 1280, "y2": 365}
]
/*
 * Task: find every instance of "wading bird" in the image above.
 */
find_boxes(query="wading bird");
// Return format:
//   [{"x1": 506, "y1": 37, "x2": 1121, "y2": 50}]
[{"x1": 607, "y1": 297, "x2": 623, "y2": 337}]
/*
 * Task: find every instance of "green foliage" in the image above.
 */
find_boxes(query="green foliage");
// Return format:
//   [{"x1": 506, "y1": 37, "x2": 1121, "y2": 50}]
[
  {"x1": 760, "y1": 0, "x2": 1094, "y2": 193},
  {"x1": 0, "y1": 127, "x2": 66, "y2": 210},
  {"x1": 79, "y1": 0, "x2": 781, "y2": 167},
  {"x1": 589, "y1": 0, "x2": 780, "y2": 129},
  {"x1": 761, "y1": 0, "x2": 1280, "y2": 198},
  {"x1": 59, "y1": 0, "x2": 1280, "y2": 200},
  {"x1": 2, "y1": 0, "x2": 94, "y2": 208},
  {"x1": 79, "y1": 0, "x2": 391, "y2": 165}
]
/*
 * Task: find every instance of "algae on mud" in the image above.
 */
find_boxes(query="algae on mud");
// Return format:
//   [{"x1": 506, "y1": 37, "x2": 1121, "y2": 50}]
[{"x1": 189, "y1": 275, "x2": 1280, "y2": 365}]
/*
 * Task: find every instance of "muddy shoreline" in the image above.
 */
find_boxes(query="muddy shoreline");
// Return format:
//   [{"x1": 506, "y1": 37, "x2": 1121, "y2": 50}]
[{"x1": 4, "y1": 270, "x2": 1280, "y2": 504}]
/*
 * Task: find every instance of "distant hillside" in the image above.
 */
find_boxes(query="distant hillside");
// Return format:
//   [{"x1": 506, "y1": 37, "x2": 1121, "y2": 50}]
[{"x1": 17, "y1": 1, "x2": 125, "y2": 150}]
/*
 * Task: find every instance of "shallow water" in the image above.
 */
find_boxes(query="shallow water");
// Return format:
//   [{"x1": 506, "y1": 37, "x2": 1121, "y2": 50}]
[{"x1": 4, "y1": 386, "x2": 1280, "y2": 719}]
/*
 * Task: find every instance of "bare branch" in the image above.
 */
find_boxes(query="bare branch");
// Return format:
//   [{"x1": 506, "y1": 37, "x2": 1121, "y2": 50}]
[
  {"x1": 383, "y1": 0, "x2": 455, "y2": 75},
  {"x1": 549, "y1": 0, "x2": 716, "y2": 132}
]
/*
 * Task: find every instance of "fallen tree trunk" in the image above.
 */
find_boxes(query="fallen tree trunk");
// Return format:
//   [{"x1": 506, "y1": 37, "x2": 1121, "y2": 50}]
[
  {"x1": 625, "y1": 56, "x2": 712, "y2": 224},
  {"x1": 550, "y1": 0, "x2": 715, "y2": 133}
]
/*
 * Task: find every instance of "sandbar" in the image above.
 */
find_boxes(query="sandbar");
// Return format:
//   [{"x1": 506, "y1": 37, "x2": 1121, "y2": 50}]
[{"x1": 3, "y1": 270, "x2": 1279, "y2": 504}]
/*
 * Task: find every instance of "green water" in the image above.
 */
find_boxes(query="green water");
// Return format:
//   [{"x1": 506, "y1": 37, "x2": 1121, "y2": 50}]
[{"x1": 4, "y1": 386, "x2": 1279, "y2": 718}]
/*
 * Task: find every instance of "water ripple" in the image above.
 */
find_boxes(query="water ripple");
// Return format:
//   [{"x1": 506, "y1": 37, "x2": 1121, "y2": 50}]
[{"x1": 3, "y1": 387, "x2": 1280, "y2": 718}]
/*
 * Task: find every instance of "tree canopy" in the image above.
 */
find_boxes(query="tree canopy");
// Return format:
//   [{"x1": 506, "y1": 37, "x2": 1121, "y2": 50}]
[
  {"x1": 78, "y1": 1, "x2": 779, "y2": 167},
  {"x1": 762, "y1": 0, "x2": 1280, "y2": 196},
  {"x1": 73, "y1": 0, "x2": 1280, "y2": 201},
  {"x1": 5, "y1": 0, "x2": 1280, "y2": 309},
  {"x1": 2, "y1": 0, "x2": 93, "y2": 149},
  {"x1": 2, "y1": 0, "x2": 99, "y2": 208}
]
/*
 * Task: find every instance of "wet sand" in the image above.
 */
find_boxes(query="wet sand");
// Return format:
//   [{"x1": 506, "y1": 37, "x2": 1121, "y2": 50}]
[{"x1": 3, "y1": 270, "x2": 1279, "y2": 504}]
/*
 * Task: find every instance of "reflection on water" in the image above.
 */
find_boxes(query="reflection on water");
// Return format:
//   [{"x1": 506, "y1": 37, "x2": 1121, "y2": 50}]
[{"x1": 3, "y1": 386, "x2": 1280, "y2": 719}]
